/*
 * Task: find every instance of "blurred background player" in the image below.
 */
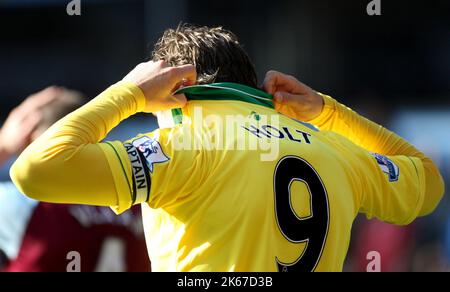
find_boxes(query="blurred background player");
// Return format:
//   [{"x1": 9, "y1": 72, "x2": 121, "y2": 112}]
[{"x1": 0, "y1": 87, "x2": 150, "y2": 272}]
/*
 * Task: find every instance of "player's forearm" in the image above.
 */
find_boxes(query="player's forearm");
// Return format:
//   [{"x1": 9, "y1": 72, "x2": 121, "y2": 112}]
[
  {"x1": 10, "y1": 82, "x2": 145, "y2": 205},
  {"x1": 309, "y1": 94, "x2": 410, "y2": 155},
  {"x1": 310, "y1": 94, "x2": 445, "y2": 216}
]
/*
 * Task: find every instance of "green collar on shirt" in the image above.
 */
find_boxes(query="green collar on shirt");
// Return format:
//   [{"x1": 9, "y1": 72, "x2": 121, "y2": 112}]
[{"x1": 172, "y1": 82, "x2": 274, "y2": 124}]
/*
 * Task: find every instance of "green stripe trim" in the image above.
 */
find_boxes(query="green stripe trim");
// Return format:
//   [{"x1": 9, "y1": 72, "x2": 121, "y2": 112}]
[
  {"x1": 172, "y1": 82, "x2": 275, "y2": 124},
  {"x1": 105, "y1": 142, "x2": 135, "y2": 204},
  {"x1": 176, "y1": 82, "x2": 274, "y2": 108},
  {"x1": 171, "y1": 108, "x2": 183, "y2": 125}
]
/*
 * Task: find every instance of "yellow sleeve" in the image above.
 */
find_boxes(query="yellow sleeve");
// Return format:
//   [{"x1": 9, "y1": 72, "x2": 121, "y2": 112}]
[
  {"x1": 10, "y1": 81, "x2": 146, "y2": 211},
  {"x1": 309, "y1": 94, "x2": 445, "y2": 218},
  {"x1": 344, "y1": 140, "x2": 426, "y2": 225}
]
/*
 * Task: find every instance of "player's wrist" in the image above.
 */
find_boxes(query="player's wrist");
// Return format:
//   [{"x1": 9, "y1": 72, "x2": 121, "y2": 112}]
[
  {"x1": 306, "y1": 93, "x2": 335, "y2": 125},
  {"x1": 304, "y1": 91, "x2": 325, "y2": 121},
  {"x1": 112, "y1": 81, "x2": 147, "y2": 113}
]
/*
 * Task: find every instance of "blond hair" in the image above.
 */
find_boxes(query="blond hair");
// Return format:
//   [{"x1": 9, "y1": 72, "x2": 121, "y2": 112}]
[{"x1": 152, "y1": 24, "x2": 258, "y2": 88}]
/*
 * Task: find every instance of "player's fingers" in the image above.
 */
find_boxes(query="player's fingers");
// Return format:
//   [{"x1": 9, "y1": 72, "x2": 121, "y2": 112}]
[
  {"x1": 273, "y1": 91, "x2": 300, "y2": 104},
  {"x1": 154, "y1": 59, "x2": 169, "y2": 68},
  {"x1": 273, "y1": 92, "x2": 284, "y2": 104},
  {"x1": 20, "y1": 111, "x2": 43, "y2": 136},
  {"x1": 264, "y1": 71, "x2": 302, "y2": 94},
  {"x1": 273, "y1": 98, "x2": 284, "y2": 112},
  {"x1": 172, "y1": 76, "x2": 196, "y2": 94},
  {"x1": 24, "y1": 86, "x2": 62, "y2": 108},
  {"x1": 262, "y1": 70, "x2": 283, "y2": 94},
  {"x1": 167, "y1": 64, "x2": 197, "y2": 85},
  {"x1": 167, "y1": 93, "x2": 188, "y2": 109},
  {"x1": 273, "y1": 91, "x2": 309, "y2": 113}
]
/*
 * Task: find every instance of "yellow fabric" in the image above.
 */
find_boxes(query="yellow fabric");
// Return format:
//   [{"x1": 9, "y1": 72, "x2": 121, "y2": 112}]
[
  {"x1": 309, "y1": 94, "x2": 445, "y2": 216},
  {"x1": 11, "y1": 81, "x2": 145, "y2": 207},
  {"x1": 10, "y1": 83, "x2": 444, "y2": 272}
]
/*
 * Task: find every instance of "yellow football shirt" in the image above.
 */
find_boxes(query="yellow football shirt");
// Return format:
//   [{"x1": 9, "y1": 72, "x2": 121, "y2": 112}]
[
  {"x1": 97, "y1": 83, "x2": 429, "y2": 272},
  {"x1": 10, "y1": 82, "x2": 444, "y2": 272}
]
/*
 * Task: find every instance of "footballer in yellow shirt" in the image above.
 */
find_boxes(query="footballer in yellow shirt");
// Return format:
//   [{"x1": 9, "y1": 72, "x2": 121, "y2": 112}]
[{"x1": 10, "y1": 25, "x2": 444, "y2": 272}]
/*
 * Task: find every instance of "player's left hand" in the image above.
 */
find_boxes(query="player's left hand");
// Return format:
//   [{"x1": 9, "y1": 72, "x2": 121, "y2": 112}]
[
  {"x1": 262, "y1": 70, "x2": 324, "y2": 122},
  {"x1": 123, "y1": 60, "x2": 197, "y2": 113}
]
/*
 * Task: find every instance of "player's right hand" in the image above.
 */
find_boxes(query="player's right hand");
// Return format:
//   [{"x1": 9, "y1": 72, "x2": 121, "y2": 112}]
[
  {"x1": 262, "y1": 70, "x2": 324, "y2": 122},
  {"x1": 123, "y1": 60, "x2": 197, "y2": 113}
]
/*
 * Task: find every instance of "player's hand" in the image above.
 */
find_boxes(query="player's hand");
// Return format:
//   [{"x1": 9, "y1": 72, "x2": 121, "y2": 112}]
[
  {"x1": 0, "y1": 87, "x2": 60, "y2": 157},
  {"x1": 262, "y1": 70, "x2": 324, "y2": 122},
  {"x1": 123, "y1": 60, "x2": 197, "y2": 113}
]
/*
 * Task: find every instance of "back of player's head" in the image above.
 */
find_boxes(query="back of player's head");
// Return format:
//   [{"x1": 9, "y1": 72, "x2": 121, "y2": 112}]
[
  {"x1": 35, "y1": 88, "x2": 84, "y2": 137},
  {"x1": 152, "y1": 24, "x2": 258, "y2": 88}
]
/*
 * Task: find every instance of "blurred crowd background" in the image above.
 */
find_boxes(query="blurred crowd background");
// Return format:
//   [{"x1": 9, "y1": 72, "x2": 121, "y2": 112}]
[{"x1": 0, "y1": 0, "x2": 449, "y2": 272}]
